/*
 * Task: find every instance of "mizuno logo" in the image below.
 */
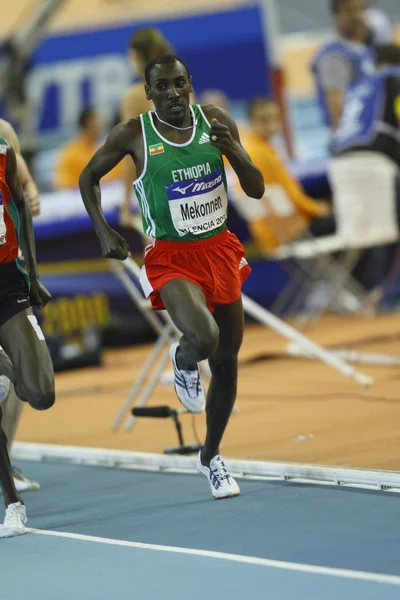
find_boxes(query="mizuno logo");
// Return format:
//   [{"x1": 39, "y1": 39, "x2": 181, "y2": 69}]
[
  {"x1": 174, "y1": 183, "x2": 193, "y2": 195},
  {"x1": 239, "y1": 257, "x2": 248, "y2": 270},
  {"x1": 199, "y1": 133, "x2": 210, "y2": 145},
  {"x1": 192, "y1": 174, "x2": 222, "y2": 193}
]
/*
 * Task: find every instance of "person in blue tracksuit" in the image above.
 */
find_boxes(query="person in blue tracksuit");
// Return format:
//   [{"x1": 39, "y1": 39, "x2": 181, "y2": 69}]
[
  {"x1": 329, "y1": 44, "x2": 400, "y2": 291},
  {"x1": 311, "y1": 0, "x2": 376, "y2": 129},
  {"x1": 331, "y1": 44, "x2": 400, "y2": 164}
]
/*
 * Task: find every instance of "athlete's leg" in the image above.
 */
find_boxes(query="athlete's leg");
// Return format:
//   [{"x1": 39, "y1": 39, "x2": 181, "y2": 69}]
[
  {"x1": 2, "y1": 386, "x2": 40, "y2": 492},
  {"x1": 0, "y1": 309, "x2": 55, "y2": 411},
  {"x1": 160, "y1": 279, "x2": 219, "y2": 368},
  {"x1": 0, "y1": 406, "x2": 22, "y2": 508},
  {"x1": 202, "y1": 297, "x2": 244, "y2": 466},
  {"x1": 0, "y1": 403, "x2": 27, "y2": 537},
  {"x1": 2, "y1": 385, "x2": 24, "y2": 452}
]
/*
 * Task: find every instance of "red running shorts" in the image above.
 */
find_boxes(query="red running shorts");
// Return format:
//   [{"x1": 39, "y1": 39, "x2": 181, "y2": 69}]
[{"x1": 139, "y1": 229, "x2": 251, "y2": 312}]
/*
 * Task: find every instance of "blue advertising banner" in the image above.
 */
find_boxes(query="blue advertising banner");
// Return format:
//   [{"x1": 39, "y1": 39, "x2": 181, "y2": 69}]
[{"x1": 20, "y1": 5, "x2": 270, "y2": 136}]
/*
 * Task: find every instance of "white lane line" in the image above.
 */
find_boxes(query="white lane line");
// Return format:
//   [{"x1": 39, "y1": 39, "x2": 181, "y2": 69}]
[{"x1": 27, "y1": 528, "x2": 400, "y2": 587}]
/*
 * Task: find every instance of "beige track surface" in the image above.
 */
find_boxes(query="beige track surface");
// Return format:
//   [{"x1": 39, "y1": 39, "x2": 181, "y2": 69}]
[{"x1": 17, "y1": 313, "x2": 400, "y2": 470}]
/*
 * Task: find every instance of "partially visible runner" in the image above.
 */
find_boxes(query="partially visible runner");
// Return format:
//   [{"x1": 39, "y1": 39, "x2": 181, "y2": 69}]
[
  {"x1": 0, "y1": 136, "x2": 55, "y2": 538},
  {"x1": 0, "y1": 119, "x2": 42, "y2": 493},
  {"x1": 80, "y1": 54, "x2": 264, "y2": 499}
]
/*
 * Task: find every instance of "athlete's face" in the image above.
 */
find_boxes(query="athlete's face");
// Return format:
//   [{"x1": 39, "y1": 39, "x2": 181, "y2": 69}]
[{"x1": 146, "y1": 61, "x2": 193, "y2": 124}]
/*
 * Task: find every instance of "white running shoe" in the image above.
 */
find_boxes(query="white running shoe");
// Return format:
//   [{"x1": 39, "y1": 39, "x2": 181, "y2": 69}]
[
  {"x1": 198, "y1": 451, "x2": 240, "y2": 499},
  {"x1": 169, "y1": 343, "x2": 205, "y2": 413},
  {"x1": 0, "y1": 502, "x2": 27, "y2": 538}
]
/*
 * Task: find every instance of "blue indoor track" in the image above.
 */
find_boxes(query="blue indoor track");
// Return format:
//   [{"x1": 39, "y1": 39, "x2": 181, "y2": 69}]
[{"x1": 2, "y1": 460, "x2": 400, "y2": 599}]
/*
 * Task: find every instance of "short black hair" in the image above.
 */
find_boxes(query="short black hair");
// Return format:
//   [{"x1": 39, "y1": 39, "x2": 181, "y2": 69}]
[
  {"x1": 144, "y1": 53, "x2": 191, "y2": 85},
  {"x1": 247, "y1": 97, "x2": 276, "y2": 120},
  {"x1": 78, "y1": 107, "x2": 95, "y2": 129},
  {"x1": 374, "y1": 43, "x2": 400, "y2": 66}
]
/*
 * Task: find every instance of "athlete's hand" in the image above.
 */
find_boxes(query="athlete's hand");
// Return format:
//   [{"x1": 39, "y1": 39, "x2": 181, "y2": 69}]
[
  {"x1": 30, "y1": 279, "x2": 52, "y2": 310},
  {"x1": 100, "y1": 226, "x2": 131, "y2": 260},
  {"x1": 209, "y1": 118, "x2": 236, "y2": 156}
]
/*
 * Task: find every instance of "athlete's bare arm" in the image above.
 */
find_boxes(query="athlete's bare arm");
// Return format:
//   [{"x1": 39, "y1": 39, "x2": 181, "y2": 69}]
[
  {"x1": 202, "y1": 105, "x2": 265, "y2": 199},
  {"x1": 5, "y1": 143, "x2": 50, "y2": 309},
  {"x1": 0, "y1": 119, "x2": 40, "y2": 216},
  {"x1": 79, "y1": 119, "x2": 143, "y2": 259},
  {"x1": 16, "y1": 155, "x2": 40, "y2": 216}
]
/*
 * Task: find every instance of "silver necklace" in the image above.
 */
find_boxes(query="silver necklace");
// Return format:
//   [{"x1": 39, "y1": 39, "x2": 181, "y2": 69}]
[{"x1": 154, "y1": 111, "x2": 194, "y2": 131}]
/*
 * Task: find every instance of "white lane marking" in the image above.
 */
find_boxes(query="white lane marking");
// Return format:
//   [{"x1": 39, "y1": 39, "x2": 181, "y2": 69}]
[{"x1": 27, "y1": 528, "x2": 400, "y2": 587}]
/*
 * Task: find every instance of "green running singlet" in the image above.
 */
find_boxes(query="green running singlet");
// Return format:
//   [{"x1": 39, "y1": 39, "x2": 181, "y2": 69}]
[{"x1": 134, "y1": 105, "x2": 229, "y2": 242}]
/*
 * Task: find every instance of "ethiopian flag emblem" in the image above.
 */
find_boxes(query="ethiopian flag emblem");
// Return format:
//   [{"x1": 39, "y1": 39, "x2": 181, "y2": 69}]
[{"x1": 149, "y1": 143, "x2": 164, "y2": 156}]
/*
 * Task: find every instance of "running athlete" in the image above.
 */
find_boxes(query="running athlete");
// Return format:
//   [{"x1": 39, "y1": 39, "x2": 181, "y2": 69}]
[
  {"x1": 80, "y1": 54, "x2": 264, "y2": 499},
  {"x1": 0, "y1": 118, "x2": 42, "y2": 494},
  {"x1": 0, "y1": 137, "x2": 55, "y2": 538}
]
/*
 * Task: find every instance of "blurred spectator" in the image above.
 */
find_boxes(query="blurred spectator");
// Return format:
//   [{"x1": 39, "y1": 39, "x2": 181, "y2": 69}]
[
  {"x1": 119, "y1": 28, "x2": 173, "y2": 227},
  {"x1": 199, "y1": 89, "x2": 249, "y2": 135},
  {"x1": 198, "y1": 89, "x2": 251, "y2": 192},
  {"x1": 55, "y1": 108, "x2": 121, "y2": 190},
  {"x1": 329, "y1": 43, "x2": 400, "y2": 290},
  {"x1": 121, "y1": 28, "x2": 173, "y2": 121},
  {"x1": 199, "y1": 89, "x2": 230, "y2": 111},
  {"x1": 363, "y1": 1, "x2": 393, "y2": 44},
  {"x1": 119, "y1": 28, "x2": 198, "y2": 229},
  {"x1": 233, "y1": 98, "x2": 330, "y2": 252},
  {"x1": 311, "y1": 0, "x2": 376, "y2": 129}
]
